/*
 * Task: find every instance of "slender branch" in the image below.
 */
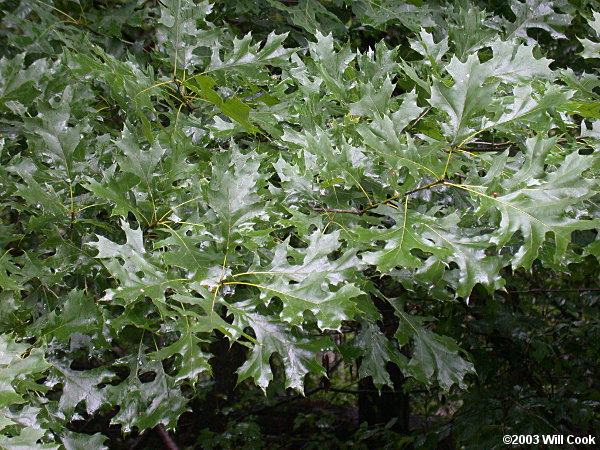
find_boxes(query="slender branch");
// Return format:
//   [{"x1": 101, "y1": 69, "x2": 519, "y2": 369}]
[
  {"x1": 459, "y1": 140, "x2": 513, "y2": 153},
  {"x1": 557, "y1": 136, "x2": 587, "y2": 143},
  {"x1": 361, "y1": 179, "x2": 445, "y2": 214},
  {"x1": 404, "y1": 179, "x2": 446, "y2": 196},
  {"x1": 329, "y1": 387, "x2": 429, "y2": 395},
  {"x1": 460, "y1": 147, "x2": 511, "y2": 153},
  {"x1": 405, "y1": 106, "x2": 432, "y2": 132},
  {"x1": 309, "y1": 206, "x2": 362, "y2": 215},
  {"x1": 130, "y1": 429, "x2": 152, "y2": 449},
  {"x1": 508, "y1": 287, "x2": 600, "y2": 294},
  {"x1": 79, "y1": 22, "x2": 135, "y2": 45},
  {"x1": 233, "y1": 385, "x2": 325, "y2": 420},
  {"x1": 463, "y1": 135, "x2": 590, "y2": 153},
  {"x1": 39, "y1": 0, "x2": 135, "y2": 46},
  {"x1": 155, "y1": 425, "x2": 179, "y2": 450},
  {"x1": 308, "y1": 178, "x2": 445, "y2": 216},
  {"x1": 469, "y1": 140, "x2": 514, "y2": 147}
]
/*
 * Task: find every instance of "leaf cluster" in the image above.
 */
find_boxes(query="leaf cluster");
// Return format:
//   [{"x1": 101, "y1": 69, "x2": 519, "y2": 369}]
[{"x1": 0, "y1": 0, "x2": 598, "y2": 446}]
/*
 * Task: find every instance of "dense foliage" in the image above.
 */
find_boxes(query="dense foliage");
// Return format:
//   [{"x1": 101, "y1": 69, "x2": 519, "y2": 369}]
[{"x1": 0, "y1": 0, "x2": 599, "y2": 448}]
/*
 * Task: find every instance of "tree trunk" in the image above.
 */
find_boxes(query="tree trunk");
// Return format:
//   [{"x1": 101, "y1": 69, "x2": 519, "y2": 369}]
[
  {"x1": 358, "y1": 365, "x2": 410, "y2": 433},
  {"x1": 190, "y1": 332, "x2": 247, "y2": 432},
  {"x1": 358, "y1": 295, "x2": 410, "y2": 434}
]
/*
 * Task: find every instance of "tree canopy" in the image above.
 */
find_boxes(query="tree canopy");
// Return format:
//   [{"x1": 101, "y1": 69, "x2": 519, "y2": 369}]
[{"x1": 0, "y1": 0, "x2": 598, "y2": 448}]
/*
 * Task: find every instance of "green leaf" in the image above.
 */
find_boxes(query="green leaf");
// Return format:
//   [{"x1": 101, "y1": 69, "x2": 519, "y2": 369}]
[
  {"x1": 13, "y1": 172, "x2": 68, "y2": 218},
  {"x1": 561, "y1": 101, "x2": 600, "y2": 119},
  {"x1": 150, "y1": 330, "x2": 212, "y2": 383},
  {"x1": 358, "y1": 121, "x2": 442, "y2": 180},
  {"x1": 429, "y1": 54, "x2": 497, "y2": 142},
  {"x1": 506, "y1": 0, "x2": 572, "y2": 42},
  {"x1": 267, "y1": 0, "x2": 343, "y2": 36},
  {"x1": 297, "y1": 127, "x2": 373, "y2": 196},
  {"x1": 410, "y1": 30, "x2": 449, "y2": 68},
  {"x1": 232, "y1": 230, "x2": 363, "y2": 330},
  {"x1": 0, "y1": 336, "x2": 50, "y2": 409},
  {"x1": 468, "y1": 136, "x2": 599, "y2": 268},
  {"x1": 0, "y1": 255, "x2": 23, "y2": 292},
  {"x1": 34, "y1": 290, "x2": 101, "y2": 342},
  {"x1": 446, "y1": 4, "x2": 497, "y2": 59},
  {"x1": 484, "y1": 84, "x2": 572, "y2": 130},
  {"x1": 232, "y1": 302, "x2": 329, "y2": 391},
  {"x1": 60, "y1": 431, "x2": 108, "y2": 450},
  {"x1": 579, "y1": 11, "x2": 600, "y2": 59},
  {"x1": 207, "y1": 144, "x2": 265, "y2": 243},
  {"x1": 53, "y1": 364, "x2": 113, "y2": 417},
  {"x1": 349, "y1": 76, "x2": 395, "y2": 117},
  {"x1": 0, "y1": 426, "x2": 58, "y2": 450},
  {"x1": 355, "y1": 320, "x2": 408, "y2": 389},
  {"x1": 89, "y1": 219, "x2": 181, "y2": 305},
  {"x1": 308, "y1": 31, "x2": 356, "y2": 101},
  {"x1": 355, "y1": 205, "x2": 448, "y2": 272},
  {"x1": 107, "y1": 354, "x2": 188, "y2": 433},
  {"x1": 157, "y1": 0, "x2": 218, "y2": 72},
  {"x1": 420, "y1": 214, "x2": 506, "y2": 298},
  {"x1": 115, "y1": 127, "x2": 166, "y2": 189},
  {"x1": 65, "y1": 45, "x2": 157, "y2": 112},
  {"x1": 158, "y1": 226, "x2": 223, "y2": 289},
  {"x1": 185, "y1": 75, "x2": 257, "y2": 132},
  {"x1": 487, "y1": 39, "x2": 553, "y2": 82},
  {"x1": 0, "y1": 54, "x2": 48, "y2": 110},
  {"x1": 394, "y1": 309, "x2": 476, "y2": 390},
  {"x1": 350, "y1": 0, "x2": 436, "y2": 30},
  {"x1": 23, "y1": 90, "x2": 85, "y2": 175},
  {"x1": 207, "y1": 32, "x2": 293, "y2": 76},
  {"x1": 2, "y1": 1, "x2": 599, "y2": 442},
  {"x1": 84, "y1": 169, "x2": 142, "y2": 220}
]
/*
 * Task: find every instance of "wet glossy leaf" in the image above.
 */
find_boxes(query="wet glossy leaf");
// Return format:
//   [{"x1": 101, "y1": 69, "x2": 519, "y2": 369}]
[{"x1": 1, "y1": 0, "x2": 598, "y2": 444}]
